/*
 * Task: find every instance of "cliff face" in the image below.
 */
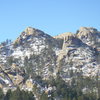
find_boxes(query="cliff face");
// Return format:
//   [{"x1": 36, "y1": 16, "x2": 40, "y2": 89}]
[
  {"x1": 0, "y1": 27, "x2": 100, "y2": 88},
  {"x1": 54, "y1": 27, "x2": 99, "y2": 81},
  {"x1": 77, "y1": 27, "x2": 100, "y2": 48}
]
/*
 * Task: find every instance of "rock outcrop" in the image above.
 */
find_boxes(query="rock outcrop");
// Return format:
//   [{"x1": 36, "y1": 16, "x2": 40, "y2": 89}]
[
  {"x1": 77, "y1": 27, "x2": 100, "y2": 48},
  {"x1": 0, "y1": 26, "x2": 100, "y2": 89}
]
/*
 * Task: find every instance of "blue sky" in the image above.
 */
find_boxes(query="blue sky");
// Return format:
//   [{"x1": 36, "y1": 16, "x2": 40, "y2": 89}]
[{"x1": 0, "y1": 0, "x2": 100, "y2": 42}]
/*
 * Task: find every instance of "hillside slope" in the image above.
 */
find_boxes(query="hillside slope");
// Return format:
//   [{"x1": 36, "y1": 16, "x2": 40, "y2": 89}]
[{"x1": 0, "y1": 27, "x2": 100, "y2": 90}]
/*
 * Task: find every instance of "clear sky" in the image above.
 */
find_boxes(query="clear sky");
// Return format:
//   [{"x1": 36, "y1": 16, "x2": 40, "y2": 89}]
[{"x1": 0, "y1": 0, "x2": 100, "y2": 42}]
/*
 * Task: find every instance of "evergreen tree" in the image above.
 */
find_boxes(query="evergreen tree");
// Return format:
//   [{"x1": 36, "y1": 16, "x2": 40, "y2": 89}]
[
  {"x1": 40, "y1": 92, "x2": 48, "y2": 100},
  {"x1": 4, "y1": 89, "x2": 12, "y2": 100},
  {"x1": 0, "y1": 88, "x2": 4, "y2": 100}
]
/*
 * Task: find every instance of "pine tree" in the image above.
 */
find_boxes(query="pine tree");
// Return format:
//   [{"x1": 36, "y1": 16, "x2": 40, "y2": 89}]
[{"x1": 0, "y1": 88, "x2": 4, "y2": 100}]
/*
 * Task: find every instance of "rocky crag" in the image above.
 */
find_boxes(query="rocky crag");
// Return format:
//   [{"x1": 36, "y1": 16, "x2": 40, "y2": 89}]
[{"x1": 0, "y1": 27, "x2": 100, "y2": 92}]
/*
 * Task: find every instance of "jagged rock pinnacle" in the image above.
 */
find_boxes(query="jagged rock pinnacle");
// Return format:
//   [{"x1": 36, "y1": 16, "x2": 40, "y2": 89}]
[
  {"x1": 76, "y1": 27, "x2": 100, "y2": 47},
  {"x1": 77, "y1": 27, "x2": 98, "y2": 36},
  {"x1": 25, "y1": 27, "x2": 36, "y2": 35}
]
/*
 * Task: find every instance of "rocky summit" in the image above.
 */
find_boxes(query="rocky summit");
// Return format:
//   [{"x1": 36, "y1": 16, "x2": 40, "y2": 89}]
[{"x1": 0, "y1": 27, "x2": 100, "y2": 95}]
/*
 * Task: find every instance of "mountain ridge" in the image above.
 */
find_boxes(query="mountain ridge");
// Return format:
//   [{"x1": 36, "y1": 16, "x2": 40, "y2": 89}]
[{"x1": 0, "y1": 26, "x2": 100, "y2": 94}]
